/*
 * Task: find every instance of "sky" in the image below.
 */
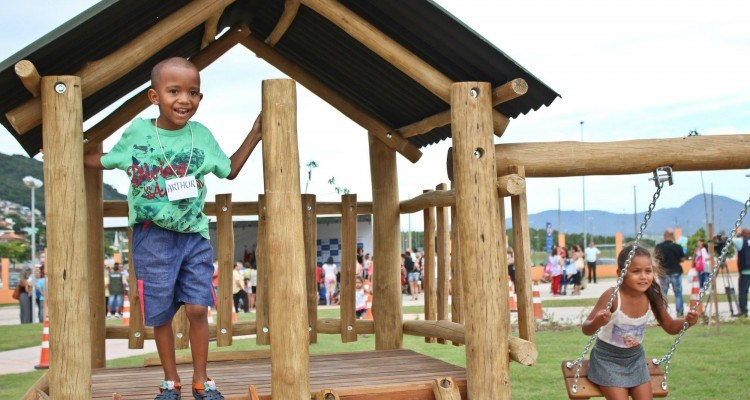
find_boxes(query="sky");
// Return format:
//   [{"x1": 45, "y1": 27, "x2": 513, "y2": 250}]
[{"x1": 1, "y1": 0, "x2": 749, "y2": 232}]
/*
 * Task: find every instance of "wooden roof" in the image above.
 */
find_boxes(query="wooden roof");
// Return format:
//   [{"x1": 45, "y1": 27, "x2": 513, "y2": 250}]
[{"x1": 0, "y1": 0, "x2": 559, "y2": 161}]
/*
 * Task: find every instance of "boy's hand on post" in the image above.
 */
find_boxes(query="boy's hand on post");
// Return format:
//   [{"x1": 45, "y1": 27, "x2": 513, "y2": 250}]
[{"x1": 250, "y1": 112, "x2": 262, "y2": 139}]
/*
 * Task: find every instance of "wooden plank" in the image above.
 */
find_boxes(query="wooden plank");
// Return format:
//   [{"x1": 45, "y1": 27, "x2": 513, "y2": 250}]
[
  {"x1": 261, "y1": 79, "x2": 310, "y2": 398},
  {"x1": 265, "y1": 0, "x2": 301, "y2": 46},
  {"x1": 451, "y1": 81, "x2": 509, "y2": 398},
  {"x1": 368, "y1": 133, "x2": 403, "y2": 350},
  {"x1": 85, "y1": 143, "x2": 106, "y2": 368},
  {"x1": 42, "y1": 75, "x2": 92, "y2": 398},
  {"x1": 144, "y1": 350, "x2": 271, "y2": 367},
  {"x1": 422, "y1": 191, "x2": 437, "y2": 343},
  {"x1": 449, "y1": 181, "x2": 463, "y2": 347},
  {"x1": 255, "y1": 195, "x2": 270, "y2": 345},
  {"x1": 340, "y1": 194, "x2": 358, "y2": 342},
  {"x1": 302, "y1": 194, "x2": 319, "y2": 344},
  {"x1": 317, "y1": 319, "x2": 375, "y2": 335},
  {"x1": 126, "y1": 228, "x2": 146, "y2": 349},
  {"x1": 7, "y1": 0, "x2": 236, "y2": 135},
  {"x1": 316, "y1": 202, "x2": 373, "y2": 215},
  {"x1": 435, "y1": 183, "x2": 450, "y2": 345},
  {"x1": 216, "y1": 194, "x2": 235, "y2": 346},
  {"x1": 240, "y1": 35, "x2": 422, "y2": 163},
  {"x1": 84, "y1": 23, "x2": 250, "y2": 150},
  {"x1": 561, "y1": 360, "x2": 667, "y2": 399},
  {"x1": 510, "y1": 166, "x2": 535, "y2": 342}
]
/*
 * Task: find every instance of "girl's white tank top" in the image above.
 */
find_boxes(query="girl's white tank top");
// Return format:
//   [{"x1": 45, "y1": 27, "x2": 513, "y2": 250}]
[{"x1": 597, "y1": 292, "x2": 650, "y2": 348}]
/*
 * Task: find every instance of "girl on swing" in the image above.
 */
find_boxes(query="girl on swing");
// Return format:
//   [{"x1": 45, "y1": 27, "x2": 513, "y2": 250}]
[{"x1": 582, "y1": 245, "x2": 698, "y2": 400}]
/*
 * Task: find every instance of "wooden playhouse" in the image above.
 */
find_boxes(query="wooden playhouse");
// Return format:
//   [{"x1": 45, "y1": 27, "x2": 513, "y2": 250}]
[{"x1": 1, "y1": 1, "x2": 748, "y2": 399}]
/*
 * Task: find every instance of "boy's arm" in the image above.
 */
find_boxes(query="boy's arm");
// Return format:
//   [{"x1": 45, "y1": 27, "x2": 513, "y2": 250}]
[
  {"x1": 84, "y1": 152, "x2": 108, "y2": 170},
  {"x1": 227, "y1": 113, "x2": 262, "y2": 180}
]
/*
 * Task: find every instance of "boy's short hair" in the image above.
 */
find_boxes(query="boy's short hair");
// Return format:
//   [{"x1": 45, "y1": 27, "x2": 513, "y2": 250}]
[{"x1": 150, "y1": 57, "x2": 198, "y2": 87}]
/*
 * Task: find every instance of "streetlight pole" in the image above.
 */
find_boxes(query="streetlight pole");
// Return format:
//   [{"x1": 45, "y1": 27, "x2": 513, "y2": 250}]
[
  {"x1": 23, "y1": 176, "x2": 43, "y2": 323},
  {"x1": 580, "y1": 121, "x2": 587, "y2": 247}
]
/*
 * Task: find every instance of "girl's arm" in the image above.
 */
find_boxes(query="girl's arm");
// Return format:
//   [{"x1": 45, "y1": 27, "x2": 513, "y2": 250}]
[
  {"x1": 582, "y1": 288, "x2": 615, "y2": 335},
  {"x1": 84, "y1": 152, "x2": 107, "y2": 169},
  {"x1": 654, "y1": 299, "x2": 699, "y2": 334},
  {"x1": 227, "y1": 113, "x2": 262, "y2": 180}
]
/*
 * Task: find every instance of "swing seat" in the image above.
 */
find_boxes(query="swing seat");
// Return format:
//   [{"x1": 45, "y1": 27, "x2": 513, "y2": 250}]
[{"x1": 561, "y1": 359, "x2": 668, "y2": 399}]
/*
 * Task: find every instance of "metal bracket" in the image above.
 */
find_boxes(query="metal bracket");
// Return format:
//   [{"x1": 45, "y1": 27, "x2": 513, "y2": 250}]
[{"x1": 650, "y1": 167, "x2": 673, "y2": 187}]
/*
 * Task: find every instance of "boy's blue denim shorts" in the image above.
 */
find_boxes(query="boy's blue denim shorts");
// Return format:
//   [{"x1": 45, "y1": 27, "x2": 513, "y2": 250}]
[{"x1": 132, "y1": 222, "x2": 216, "y2": 327}]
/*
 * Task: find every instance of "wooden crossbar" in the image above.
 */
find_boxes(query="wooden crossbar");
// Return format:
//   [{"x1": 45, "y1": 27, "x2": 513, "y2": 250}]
[{"x1": 561, "y1": 359, "x2": 667, "y2": 399}]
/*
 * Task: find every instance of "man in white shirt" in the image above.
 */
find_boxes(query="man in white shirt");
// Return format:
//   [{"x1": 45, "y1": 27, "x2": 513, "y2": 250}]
[{"x1": 584, "y1": 242, "x2": 601, "y2": 284}]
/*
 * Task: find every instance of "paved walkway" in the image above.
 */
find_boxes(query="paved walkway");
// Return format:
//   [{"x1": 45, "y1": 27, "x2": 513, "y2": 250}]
[{"x1": 0, "y1": 275, "x2": 742, "y2": 375}]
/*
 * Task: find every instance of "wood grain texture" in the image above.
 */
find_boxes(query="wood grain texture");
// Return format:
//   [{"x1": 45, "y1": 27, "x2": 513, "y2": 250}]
[
  {"x1": 510, "y1": 166, "x2": 535, "y2": 342},
  {"x1": 422, "y1": 192, "x2": 437, "y2": 343},
  {"x1": 216, "y1": 194, "x2": 235, "y2": 346},
  {"x1": 255, "y1": 195, "x2": 270, "y2": 345},
  {"x1": 42, "y1": 75, "x2": 92, "y2": 399},
  {"x1": 85, "y1": 142, "x2": 106, "y2": 368},
  {"x1": 302, "y1": 194, "x2": 319, "y2": 343},
  {"x1": 340, "y1": 194, "x2": 358, "y2": 342},
  {"x1": 435, "y1": 183, "x2": 450, "y2": 345}
]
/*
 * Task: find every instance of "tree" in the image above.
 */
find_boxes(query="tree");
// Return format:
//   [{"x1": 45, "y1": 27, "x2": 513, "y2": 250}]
[
  {"x1": 0, "y1": 241, "x2": 30, "y2": 263},
  {"x1": 327, "y1": 177, "x2": 350, "y2": 195},
  {"x1": 304, "y1": 160, "x2": 318, "y2": 193}
]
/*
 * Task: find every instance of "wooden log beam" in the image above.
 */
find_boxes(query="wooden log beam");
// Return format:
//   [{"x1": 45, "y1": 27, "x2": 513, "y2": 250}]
[
  {"x1": 340, "y1": 194, "x2": 358, "y2": 342},
  {"x1": 42, "y1": 75, "x2": 92, "y2": 398},
  {"x1": 449, "y1": 181, "x2": 463, "y2": 346},
  {"x1": 144, "y1": 350, "x2": 271, "y2": 367},
  {"x1": 316, "y1": 318, "x2": 375, "y2": 335},
  {"x1": 266, "y1": 0, "x2": 301, "y2": 46},
  {"x1": 315, "y1": 202, "x2": 373, "y2": 215},
  {"x1": 497, "y1": 173, "x2": 525, "y2": 197},
  {"x1": 106, "y1": 320, "x2": 257, "y2": 339},
  {"x1": 451, "y1": 81, "x2": 509, "y2": 398},
  {"x1": 302, "y1": 194, "x2": 318, "y2": 344},
  {"x1": 400, "y1": 189, "x2": 455, "y2": 214},
  {"x1": 15, "y1": 60, "x2": 41, "y2": 97},
  {"x1": 510, "y1": 166, "x2": 535, "y2": 342},
  {"x1": 435, "y1": 183, "x2": 450, "y2": 345},
  {"x1": 103, "y1": 199, "x2": 373, "y2": 217},
  {"x1": 396, "y1": 79, "x2": 527, "y2": 139},
  {"x1": 450, "y1": 136, "x2": 750, "y2": 178},
  {"x1": 368, "y1": 133, "x2": 403, "y2": 350},
  {"x1": 402, "y1": 320, "x2": 538, "y2": 366},
  {"x1": 7, "y1": 0, "x2": 236, "y2": 135},
  {"x1": 240, "y1": 34, "x2": 422, "y2": 163},
  {"x1": 200, "y1": 10, "x2": 225, "y2": 49},
  {"x1": 262, "y1": 79, "x2": 310, "y2": 398},
  {"x1": 85, "y1": 143, "x2": 106, "y2": 368},
  {"x1": 216, "y1": 194, "x2": 234, "y2": 347},
  {"x1": 422, "y1": 191, "x2": 437, "y2": 343},
  {"x1": 84, "y1": 23, "x2": 250, "y2": 150}
]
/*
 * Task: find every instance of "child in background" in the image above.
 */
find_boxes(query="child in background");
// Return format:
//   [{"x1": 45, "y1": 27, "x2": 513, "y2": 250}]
[
  {"x1": 354, "y1": 276, "x2": 367, "y2": 319},
  {"x1": 582, "y1": 245, "x2": 698, "y2": 400},
  {"x1": 84, "y1": 57, "x2": 262, "y2": 399}
]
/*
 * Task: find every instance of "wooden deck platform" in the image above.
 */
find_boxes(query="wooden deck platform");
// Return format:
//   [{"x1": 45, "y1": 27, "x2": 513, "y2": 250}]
[{"x1": 92, "y1": 349, "x2": 467, "y2": 399}]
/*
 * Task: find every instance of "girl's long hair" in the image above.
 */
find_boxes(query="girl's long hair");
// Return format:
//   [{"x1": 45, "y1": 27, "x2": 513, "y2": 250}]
[{"x1": 617, "y1": 244, "x2": 668, "y2": 322}]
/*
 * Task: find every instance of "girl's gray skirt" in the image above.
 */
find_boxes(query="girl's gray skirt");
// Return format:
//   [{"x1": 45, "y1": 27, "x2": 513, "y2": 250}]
[{"x1": 588, "y1": 339, "x2": 650, "y2": 388}]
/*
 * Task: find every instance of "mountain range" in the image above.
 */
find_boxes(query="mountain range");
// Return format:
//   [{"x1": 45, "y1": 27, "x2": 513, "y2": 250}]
[{"x1": 516, "y1": 194, "x2": 745, "y2": 238}]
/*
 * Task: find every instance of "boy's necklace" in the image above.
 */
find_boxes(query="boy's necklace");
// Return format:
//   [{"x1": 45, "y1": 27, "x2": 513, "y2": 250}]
[{"x1": 154, "y1": 118, "x2": 194, "y2": 178}]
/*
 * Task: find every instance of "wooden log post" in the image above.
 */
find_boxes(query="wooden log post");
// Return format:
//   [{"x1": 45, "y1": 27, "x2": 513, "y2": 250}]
[
  {"x1": 435, "y1": 183, "x2": 450, "y2": 344},
  {"x1": 368, "y1": 133, "x2": 403, "y2": 350},
  {"x1": 422, "y1": 191, "x2": 437, "y2": 343},
  {"x1": 15, "y1": 60, "x2": 41, "y2": 97},
  {"x1": 340, "y1": 194, "x2": 358, "y2": 342},
  {"x1": 450, "y1": 181, "x2": 463, "y2": 346},
  {"x1": 85, "y1": 143, "x2": 106, "y2": 368},
  {"x1": 451, "y1": 82, "x2": 509, "y2": 398},
  {"x1": 127, "y1": 227, "x2": 146, "y2": 349},
  {"x1": 261, "y1": 79, "x2": 310, "y2": 398},
  {"x1": 302, "y1": 194, "x2": 319, "y2": 344},
  {"x1": 216, "y1": 193, "x2": 234, "y2": 346},
  {"x1": 42, "y1": 75, "x2": 92, "y2": 399},
  {"x1": 510, "y1": 166, "x2": 535, "y2": 342},
  {"x1": 172, "y1": 306, "x2": 190, "y2": 349},
  {"x1": 255, "y1": 194, "x2": 270, "y2": 345}
]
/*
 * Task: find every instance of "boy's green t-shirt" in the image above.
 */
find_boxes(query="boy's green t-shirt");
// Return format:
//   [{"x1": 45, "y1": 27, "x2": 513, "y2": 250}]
[{"x1": 101, "y1": 118, "x2": 231, "y2": 239}]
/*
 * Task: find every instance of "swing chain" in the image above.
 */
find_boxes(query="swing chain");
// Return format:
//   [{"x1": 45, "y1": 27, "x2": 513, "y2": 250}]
[
  {"x1": 566, "y1": 179, "x2": 665, "y2": 394},
  {"x1": 653, "y1": 195, "x2": 750, "y2": 391}
]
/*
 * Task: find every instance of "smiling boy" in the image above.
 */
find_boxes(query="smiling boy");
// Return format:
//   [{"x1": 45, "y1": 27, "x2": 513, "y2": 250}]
[{"x1": 85, "y1": 57, "x2": 262, "y2": 399}]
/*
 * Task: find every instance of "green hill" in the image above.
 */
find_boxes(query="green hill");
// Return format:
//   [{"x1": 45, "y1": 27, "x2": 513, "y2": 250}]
[{"x1": 0, "y1": 153, "x2": 126, "y2": 213}]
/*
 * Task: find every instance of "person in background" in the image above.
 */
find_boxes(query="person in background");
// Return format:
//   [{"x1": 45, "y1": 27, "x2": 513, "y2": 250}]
[
  {"x1": 232, "y1": 261, "x2": 249, "y2": 313},
  {"x1": 585, "y1": 241, "x2": 601, "y2": 284},
  {"x1": 732, "y1": 227, "x2": 750, "y2": 317},
  {"x1": 655, "y1": 228, "x2": 686, "y2": 317},
  {"x1": 108, "y1": 263, "x2": 125, "y2": 319},
  {"x1": 506, "y1": 246, "x2": 516, "y2": 282},
  {"x1": 404, "y1": 250, "x2": 420, "y2": 301},
  {"x1": 18, "y1": 269, "x2": 33, "y2": 324},
  {"x1": 693, "y1": 239, "x2": 710, "y2": 288},
  {"x1": 322, "y1": 257, "x2": 338, "y2": 306},
  {"x1": 35, "y1": 265, "x2": 46, "y2": 322}
]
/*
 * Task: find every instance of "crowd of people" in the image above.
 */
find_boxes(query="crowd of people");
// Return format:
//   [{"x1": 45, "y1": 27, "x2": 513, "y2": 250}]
[
  {"x1": 543, "y1": 243, "x2": 595, "y2": 296},
  {"x1": 14, "y1": 263, "x2": 45, "y2": 324}
]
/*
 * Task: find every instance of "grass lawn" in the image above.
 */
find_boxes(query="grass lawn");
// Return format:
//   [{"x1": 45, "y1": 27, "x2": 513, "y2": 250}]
[
  {"x1": 2, "y1": 319, "x2": 748, "y2": 399},
  {"x1": 0, "y1": 323, "x2": 42, "y2": 352}
]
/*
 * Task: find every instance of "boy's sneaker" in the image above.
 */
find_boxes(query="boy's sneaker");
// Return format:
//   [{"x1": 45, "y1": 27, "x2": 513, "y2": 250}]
[
  {"x1": 192, "y1": 379, "x2": 223, "y2": 399},
  {"x1": 155, "y1": 381, "x2": 181, "y2": 400}
]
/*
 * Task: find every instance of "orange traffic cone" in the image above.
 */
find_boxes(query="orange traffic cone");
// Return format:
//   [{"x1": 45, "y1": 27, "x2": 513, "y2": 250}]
[
  {"x1": 689, "y1": 276, "x2": 703, "y2": 314},
  {"x1": 232, "y1": 307, "x2": 238, "y2": 323},
  {"x1": 207, "y1": 307, "x2": 214, "y2": 324},
  {"x1": 364, "y1": 294, "x2": 374, "y2": 320},
  {"x1": 532, "y1": 280, "x2": 544, "y2": 320},
  {"x1": 508, "y1": 279, "x2": 517, "y2": 312},
  {"x1": 121, "y1": 295, "x2": 130, "y2": 325},
  {"x1": 34, "y1": 319, "x2": 50, "y2": 369}
]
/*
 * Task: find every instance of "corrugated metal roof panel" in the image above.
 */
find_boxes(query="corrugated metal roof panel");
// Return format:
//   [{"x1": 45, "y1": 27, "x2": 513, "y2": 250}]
[{"x1": 0, "y1": 0, "x2": 559, "y2": 157}]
